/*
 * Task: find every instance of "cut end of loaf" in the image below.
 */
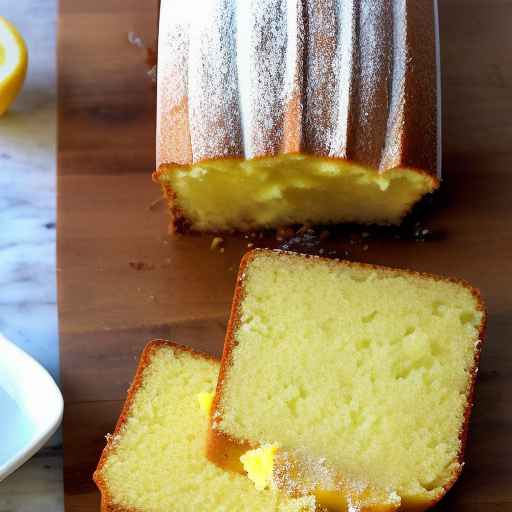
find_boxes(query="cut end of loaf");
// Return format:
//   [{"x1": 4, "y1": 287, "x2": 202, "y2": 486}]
[
  {"x1": 208, "y1": 250, "x2": 485, "y2": 511},
  {"x1": 155, "y1": 154, "x2": 437, "y2": 233}
]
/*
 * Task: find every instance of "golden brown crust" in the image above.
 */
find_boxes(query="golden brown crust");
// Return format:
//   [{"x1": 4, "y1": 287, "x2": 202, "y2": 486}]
[
  {"x1": 207, "y1": 249, "x2": 487, "y2": 510},
  {"x1": 430, "y1": 309, "x2": 486, "y2": 508},
  {"x1": 153, "y1": 156, "x2": 440, "y2": 234},
  {"x1": 151, "y1": 174, "x2": 192, "y2": 234},
  {"x1": 157, "y1": 2, "x2": 438, "y2": 173},
  {"x1": 93, "y1": 340, "x2": 217, "y2": 512},
  {"x1": 155, "y1": 2, "x2": 439, "y2": 234},
  {"x1": 393, "y1": 0, "x2": 438, "y2": 175},
  {"x1": 206, "y1": 251, "x2": 260, "y2": 469}
]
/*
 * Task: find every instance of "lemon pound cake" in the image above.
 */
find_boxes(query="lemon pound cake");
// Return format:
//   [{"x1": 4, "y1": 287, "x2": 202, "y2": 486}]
[
  {"x1": 154, "y1": 0, "x2": 441, "y2": 233},
  {"x1": 94, "y1": 341, "x2": 316, "y2": 511},
  {"x1": 207, "y1": 250, "x2": 486, "y2": 511}
]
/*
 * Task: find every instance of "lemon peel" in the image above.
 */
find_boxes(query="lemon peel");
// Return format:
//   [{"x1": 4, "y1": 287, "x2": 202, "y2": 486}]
[{"x1": 0, "y1": 16, "x2": 28, "y2": 115}]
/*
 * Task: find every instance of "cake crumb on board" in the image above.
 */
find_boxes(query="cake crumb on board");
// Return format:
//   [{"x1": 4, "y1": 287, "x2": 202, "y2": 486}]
[
  {"x1": 210, "y1": 237, "x2": 224, "y2": 251},
  {"x1": 129, "y1": 261, "x2": 155, "y2": 271}
]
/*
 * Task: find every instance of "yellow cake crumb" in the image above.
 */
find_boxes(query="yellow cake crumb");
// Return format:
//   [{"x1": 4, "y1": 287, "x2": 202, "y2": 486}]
[
  {"x1": 95, "y1": 344, "x2": 316, "y2": 511},
  {"x1": 210, "y1": 236, "x2": 224, "y2": 251},
  {"x1": 240, "y1": 443, "x2": 280, "y2": 491},
  {"x1": 197, "y1": 391, "x2": 214, "y2": 416},
  {"x1": 158, "y1": 154, "x2": 437, "y2": 232},
  {"x1": 213, "y1": 250, "x2": 485, "y2": 510}
]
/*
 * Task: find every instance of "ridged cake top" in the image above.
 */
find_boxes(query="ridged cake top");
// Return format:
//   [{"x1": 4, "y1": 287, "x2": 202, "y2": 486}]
[{"x1": 157, "y1": 0, "x2": 440, "y2": 177}]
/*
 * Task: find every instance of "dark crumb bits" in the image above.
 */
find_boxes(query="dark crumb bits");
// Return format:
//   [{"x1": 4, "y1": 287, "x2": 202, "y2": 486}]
[
  {"x1": 276, "y1": 227, "x2": 295, "y2": 241},
  {"x1": 349, "y1": 233, "x2": 361, "y2": 245},
  {"x1": 129, "y1": 261, "x2": 155, "y2": 271},
  {"x1": 296, "y1": 223, "x2": 313, "y2": 236},
  {"x1": 146, "y1": 47, "x2": 157, "y2": 68},
  {"x1": 147, "y1": 65, "x2": 157, "y2": 83},
  {"x1": 210, "y1": 237, "x2": 224, "y2": 251},
  {"x1": 413, "y1": 225, "x2": 432, "y2": 242},
  {"x1": 148, "y1": 197, "x2": 165, "y2": 211},
  {"x1": 279, "y1": 229, "x2": 321, "y2": 254},
  {"x1": 319, "y1": 229, "x2": 330, "y2": 241}
]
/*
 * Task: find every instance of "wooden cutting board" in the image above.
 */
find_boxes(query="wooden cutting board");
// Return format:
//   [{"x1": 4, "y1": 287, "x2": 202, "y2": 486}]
[{"x1": 58, "y1": 1, "x2": 512, "y2": 510}]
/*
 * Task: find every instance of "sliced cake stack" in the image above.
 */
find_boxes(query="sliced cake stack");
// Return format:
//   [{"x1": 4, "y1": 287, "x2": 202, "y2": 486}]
[
  {"x1": 95, "y1": 250, "x2": 485, "y2": 511},
  {"x1": 94, "y1": 341, "x2": 316, "y2": 512}
]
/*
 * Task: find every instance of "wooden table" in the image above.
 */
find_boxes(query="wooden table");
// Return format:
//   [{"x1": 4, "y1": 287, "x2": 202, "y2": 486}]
[{"x1": 58, "y1": 1, "x2": 512, "y2": 510}]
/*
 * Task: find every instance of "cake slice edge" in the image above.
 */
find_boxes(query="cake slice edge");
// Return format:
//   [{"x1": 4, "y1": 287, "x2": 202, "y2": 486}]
[
  {"x1": 206, "y1": 249, "x2": 487, "y2": 511},
  {"x1": 93, "y1": 340, "x2": 219, "y2": 512},
  {"x1": 153, "y1": 157, "x2": 439, "y2": 234},
  {"x1": 94, "y1": 339, "x2": 318, "y2": 512}
]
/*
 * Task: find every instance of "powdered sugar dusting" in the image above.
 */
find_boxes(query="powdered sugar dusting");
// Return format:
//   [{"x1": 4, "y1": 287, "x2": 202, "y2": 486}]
[
  {"x1": 281, "y1": 0, "x2": 305, "y2": 153},
  {"x1": 349, "y1": 0, "x2": 393, "y2": 166},
  {"x1": 235, "y1": 0, "x2": 289, "y2": 158},
  {"x1": 379, "y1": 0, "x2": 408, "y2": 171},
  {"x1": 273, "y1": 449, "x2": 338, "y2": 496},
  {"x1": 272, "y1": 448, "x2": 401, "y2": 510},
  {"x1": 235, "y1": 0, "x2": 254, "y2": 158},
  {"x1": 284, "y1": 0, "x2": 302, "y2": 103},
  {"x1": 157, "y1": 0, "x2": 438, "y2": 178},
  {"x1": 304, "y1": 0, "x2": 356, "y2": 158},
  {"x1": 330, "y1": 0, "x2": 356, "y2": 157},
  {"x1": 188, "y1": 0, "x2": 242, "y2": 162},
  {"x1": 156, "y1": 0, "x2": 191, "y2": 166}
]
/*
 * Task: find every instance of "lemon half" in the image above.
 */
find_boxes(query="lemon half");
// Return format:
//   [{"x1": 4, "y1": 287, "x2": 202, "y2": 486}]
[{"x1": 0, "y1": 16, "x2": 28, "y2": 115}]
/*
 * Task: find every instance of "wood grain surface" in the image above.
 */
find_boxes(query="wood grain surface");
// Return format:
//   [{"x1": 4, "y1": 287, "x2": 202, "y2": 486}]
[{"x1": 58, "y1": 1, "x2": 512, "y2": 510}]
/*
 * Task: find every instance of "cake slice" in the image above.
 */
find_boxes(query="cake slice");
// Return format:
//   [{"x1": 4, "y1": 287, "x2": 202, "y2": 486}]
[
  {"x1": 94, "y1": 341, "x2": 316, "y2": 511},
  {"x1": 154, "y1": 0, "x2": 440, "y2": 232},
  {"x1": 207, "y1": 250, "x2": 486, "y2": 511}
]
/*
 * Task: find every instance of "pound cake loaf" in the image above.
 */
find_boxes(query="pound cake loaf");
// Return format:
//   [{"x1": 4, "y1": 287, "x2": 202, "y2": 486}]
[
  {"x1": 154, "y1": 0, "x2": 441, "y2": 232},
  {"x1": 208, "y1": 250, "x2": 486, "y2": 511},
  {"x1": 94, "y1": 341, "x2": 316, "y2": 512}
]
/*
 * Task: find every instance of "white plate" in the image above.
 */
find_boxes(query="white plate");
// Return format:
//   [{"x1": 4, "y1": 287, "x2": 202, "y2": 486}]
[{"x1": 0, "y1": 333, "x2": 63, "y2": 482}]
